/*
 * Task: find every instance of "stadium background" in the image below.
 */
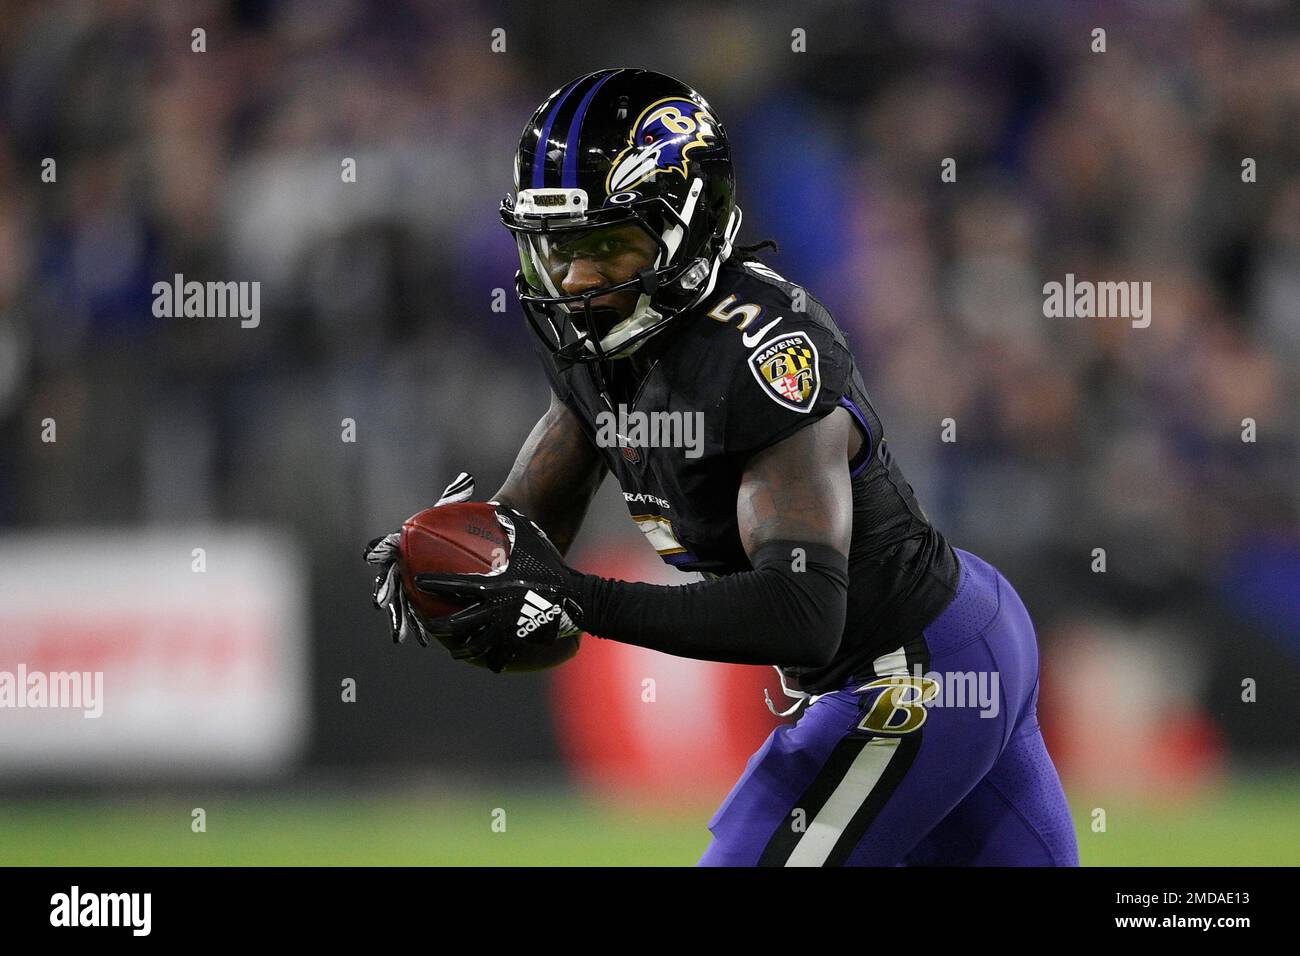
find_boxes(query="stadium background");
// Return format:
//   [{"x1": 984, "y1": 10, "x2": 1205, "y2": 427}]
[{"x1": 0, "y1": 0, "x2": 1297, "y2": 865}]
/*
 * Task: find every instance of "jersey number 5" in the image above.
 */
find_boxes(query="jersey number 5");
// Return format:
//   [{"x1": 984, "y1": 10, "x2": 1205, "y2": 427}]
[{"x1": 706, "y1": 295, "x2": 764, "y2": 330}]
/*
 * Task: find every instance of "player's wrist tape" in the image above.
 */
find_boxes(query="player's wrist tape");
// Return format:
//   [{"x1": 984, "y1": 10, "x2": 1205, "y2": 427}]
[{"x1": 572, "y1": 539, "x2": 848, "y2": 667}]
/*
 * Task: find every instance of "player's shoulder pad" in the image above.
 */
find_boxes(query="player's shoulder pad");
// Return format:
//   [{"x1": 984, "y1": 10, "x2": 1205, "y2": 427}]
[{"x1": 702, "y1": 259, "x2": 854, "y2": 456}]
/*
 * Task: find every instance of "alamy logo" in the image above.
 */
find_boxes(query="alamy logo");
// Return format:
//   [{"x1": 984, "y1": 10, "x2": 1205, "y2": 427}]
[
  {"x1": 516, "y1": 590, "x2": 562, "y2": 638},
  {"x1": 858, "y1": 665, "x2": 1001, "y2": 720},
  {"x1": 1042, "y1": 273, "x2": 1151, "y2": 328},
  {"x1": 50, "y1": 886, "x2": 151, "y2": 936},
  {"x1": 152, "y1": 273, "x2": 261, "y2": 328},
  {"x1": 595, "y1": 404, "x2": 704, "y2": 460},
  {"x1": 0, "y1": 665, "x2": 102, "y2": 718}
]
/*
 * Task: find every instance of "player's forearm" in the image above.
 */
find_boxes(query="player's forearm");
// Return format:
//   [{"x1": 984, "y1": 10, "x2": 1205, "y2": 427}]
[
  {"x1": 492, "y1": 481, "x2": 601, "y2": 558},
  {"x1": 493, "y1": 400, "x2": 606, "y2": 557},
  {"x1": 573, "y1": 540, "x2": 848, "y2": 667}
]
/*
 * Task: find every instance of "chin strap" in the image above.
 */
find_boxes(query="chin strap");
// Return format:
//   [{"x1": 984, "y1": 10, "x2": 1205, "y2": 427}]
[{"x1": 597, "y1": 302, "x2": 666, "y2": 358}]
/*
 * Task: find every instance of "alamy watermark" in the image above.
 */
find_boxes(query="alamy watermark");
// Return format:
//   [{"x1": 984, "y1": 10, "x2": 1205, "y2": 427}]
[
  {"x1": 0, "y1": 664, "x2": 103, "y2": 718},
  {"x1": 152, "y1": 273, "x2": 260, "y2": 328},
  {"x1": 595, "y1": 404, "x2": 704, "y2": 459},
  {"x1": 859, "y1": 665, "x2": 1001, "y2": 720},
  {"x1": 1043, "y1": 273, "x2": 1151, "y2": 328},
  {"x1": 50, "y1": 886, "x2": 150, "y2": 936}
]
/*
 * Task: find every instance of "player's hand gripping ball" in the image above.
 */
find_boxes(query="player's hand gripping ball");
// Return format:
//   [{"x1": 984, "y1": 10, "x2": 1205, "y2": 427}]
[
  {"x1": 363, "y1": 473, "x2": 581, "y2": 673},
  {"x1": 364, "y1": 472, "x2": 477, "y2": 648},
  {"x1": 413, "y1": 505, "x2": 586, "y2": 674}
]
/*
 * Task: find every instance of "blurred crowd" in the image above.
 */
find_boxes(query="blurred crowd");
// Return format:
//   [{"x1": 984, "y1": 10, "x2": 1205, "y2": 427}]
[{"x1": 1, "y1": 0, "x2": 1296, "y2": 763}]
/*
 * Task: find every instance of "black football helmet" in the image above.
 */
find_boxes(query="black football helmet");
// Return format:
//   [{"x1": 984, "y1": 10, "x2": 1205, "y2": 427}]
[{"x1": 500, "y1": 69, "x2": 742, "y2": 366}]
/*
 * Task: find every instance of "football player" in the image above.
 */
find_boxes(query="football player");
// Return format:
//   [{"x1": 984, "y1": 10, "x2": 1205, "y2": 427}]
[{"x1": 366, "y1": 69, "x2": 1080, "y2": 866}]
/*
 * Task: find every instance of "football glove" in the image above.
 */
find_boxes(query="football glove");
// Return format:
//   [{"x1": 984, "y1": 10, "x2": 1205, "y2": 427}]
[
  {"x1": 363, "y1": 471, "x2": 475, "y2": 647},
  {"x1": 413, "y1": 506, "x2": 585, "y2": 671}
]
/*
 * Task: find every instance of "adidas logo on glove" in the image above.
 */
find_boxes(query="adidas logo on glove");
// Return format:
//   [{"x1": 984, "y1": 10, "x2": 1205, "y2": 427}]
[{"x1": 516, "y1": 590, "x2": 563, "y2": 638}]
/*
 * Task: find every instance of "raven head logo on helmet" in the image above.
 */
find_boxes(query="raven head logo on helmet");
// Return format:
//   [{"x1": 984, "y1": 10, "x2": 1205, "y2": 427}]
[
  {"x1": 499, "y1": 69, "x2": 742, "y2": 372},
  {"x1": 606, "y1": 98, "x2": 721, "y2": 194}
]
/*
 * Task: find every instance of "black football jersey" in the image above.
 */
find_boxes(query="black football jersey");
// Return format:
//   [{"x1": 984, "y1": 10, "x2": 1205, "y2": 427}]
[{"x1": 537, "y1": 257, "x2": 960, "y2": 694}]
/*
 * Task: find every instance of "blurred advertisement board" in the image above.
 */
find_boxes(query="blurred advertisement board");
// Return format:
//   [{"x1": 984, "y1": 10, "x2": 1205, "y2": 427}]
[{"x1": 0, "y1": 529, "x2": 308, "y2": 779}]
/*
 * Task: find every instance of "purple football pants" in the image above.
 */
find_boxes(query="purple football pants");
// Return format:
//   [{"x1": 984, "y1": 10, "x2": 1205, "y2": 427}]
[{"x1": 698, "y1": 548, "x2": 1080, "y2": 866}]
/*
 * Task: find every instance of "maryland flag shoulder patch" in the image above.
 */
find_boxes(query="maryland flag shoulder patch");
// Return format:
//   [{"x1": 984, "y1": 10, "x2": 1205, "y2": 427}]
[{"x1": 747, "y1": 331, "x2": 821, "y2": 413}]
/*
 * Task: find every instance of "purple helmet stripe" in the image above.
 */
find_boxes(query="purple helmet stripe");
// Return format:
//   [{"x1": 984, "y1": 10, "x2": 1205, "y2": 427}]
[
  {"x1": 531, "y1": 74, "x2": 589, "y2": 189},
  {"x1": 562, "y1": 69, "x2": 620, "y2": 189}
]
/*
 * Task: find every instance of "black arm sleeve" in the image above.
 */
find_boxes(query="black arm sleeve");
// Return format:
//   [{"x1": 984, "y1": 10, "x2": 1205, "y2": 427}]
[{"x1": 573, "y1": 540, "x2": 849, "y2": 668}]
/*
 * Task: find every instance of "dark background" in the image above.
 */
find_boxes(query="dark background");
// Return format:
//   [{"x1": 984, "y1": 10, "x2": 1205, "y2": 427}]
[{"x1": 0, "y1": 0, "x2": 1296, "y2": 784}]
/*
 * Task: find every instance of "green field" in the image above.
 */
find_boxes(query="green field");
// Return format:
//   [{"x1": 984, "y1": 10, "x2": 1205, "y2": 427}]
[{"x1": 2, "y1": 776, "x2": 1297, "y2": 866}]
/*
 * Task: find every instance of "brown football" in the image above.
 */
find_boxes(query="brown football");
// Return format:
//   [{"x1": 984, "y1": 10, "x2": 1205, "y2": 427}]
[
  {"x1": 398, "y1": 502, "x2": 581, "y2": 671},
  {"x1": 399, "y1": 502, "x2": 508, "y2": 620}
]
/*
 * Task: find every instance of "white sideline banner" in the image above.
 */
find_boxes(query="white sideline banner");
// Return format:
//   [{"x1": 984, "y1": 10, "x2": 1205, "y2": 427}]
[{"x1": 0, "y1": 528, "x2": 308, "y2": 777}]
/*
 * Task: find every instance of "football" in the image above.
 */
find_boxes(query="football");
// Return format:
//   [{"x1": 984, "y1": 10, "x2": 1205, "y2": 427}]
[
  {"x1": 399, "y1": 502, "x2": 581, "y2": 671},
  {"x1": 399, "y1": 502, "x2": 508, "y2": 620}
]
